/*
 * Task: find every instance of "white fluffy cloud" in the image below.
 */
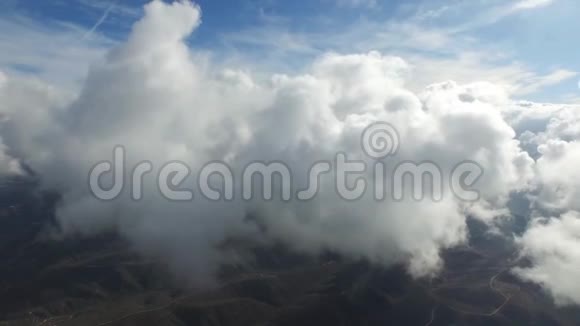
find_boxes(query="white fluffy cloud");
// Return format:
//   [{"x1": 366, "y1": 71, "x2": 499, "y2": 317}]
[
  {"x1": 514, "y1": 211, "x2": 580, "y2": 306},
  {"x1": 501, "y1": 99, "x2": 580, "y2": 306},
  {"x1": 0, "y1": 0, "x2": 577, "y2": 297},
  {"x1": 505, "y1": 102, "x2": 580, "y2": 212}
]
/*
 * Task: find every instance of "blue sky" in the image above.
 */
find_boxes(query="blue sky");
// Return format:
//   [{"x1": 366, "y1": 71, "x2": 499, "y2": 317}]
[{"x1": 0, "y1": 0, "x2": 578, "y2": 102}]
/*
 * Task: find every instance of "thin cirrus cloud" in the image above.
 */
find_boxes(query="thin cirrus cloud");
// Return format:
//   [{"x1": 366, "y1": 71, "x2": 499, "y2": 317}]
[
  {"x1": 513, "y1": 0, "x2": 555, "y2": 10},
  {"x1": 0, "y1": 0, "x2": 575, "y2": 102},
  {"x1": 0, "y1": 15, "x2": 114, "y2": 87},
  {"x1": 217, "y1": 0, "x2": 575, "y2": 102},
  {"x1": 335, "y1": 0, "x2": 377, "y2": 8}
]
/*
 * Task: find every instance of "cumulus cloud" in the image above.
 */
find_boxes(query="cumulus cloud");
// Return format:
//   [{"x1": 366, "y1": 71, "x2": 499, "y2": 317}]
[
  {"x1": 0, "y1": 142, "x2": 22, "y2": 175},
  {"x1": 505, "y1": 102, "x2": 580, "y2": 211},
  {"x1": 0, "y1": 0, "x2": 577, "y2": 297},
  {"x1": 0, "y1": 0, "x2": 533, "y2": 282},
  {"x1": 501, "y1": 99, "x2": 580, "y2": 306},
  {"x1": 514, "y1": 211, "x2": 580, "y2": 306}
]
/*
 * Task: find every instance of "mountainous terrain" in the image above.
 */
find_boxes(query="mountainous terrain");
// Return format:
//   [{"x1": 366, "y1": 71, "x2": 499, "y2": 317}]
[{"x1": 1, "y1": 179, "x2": 578, "y2": 326}]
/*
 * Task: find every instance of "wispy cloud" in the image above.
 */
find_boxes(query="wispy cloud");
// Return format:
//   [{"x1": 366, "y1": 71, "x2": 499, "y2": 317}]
[
  {"x1": 0, "y1": 16, "x2": 115, "y2": 87},
  {"x1": 219, "y1": 0, "x2": 571, "y2": 99},
  {"x1": 411, "y1": 0, "x2": 559, "y2": 33},
  {"x1": 513, "y1": 0, "x2": 555, "y2": 11},
  {"x1": 335, "y1": 0, "x2": 377, "y2": 8},
  {"x1": 76, "y1": 0, "x2": 141, "y2": 18},
  {"x1": 515, "y1": 69, "x2": 578, "y2": 95},
  {"x1": 81, "y1": 0, "x2": 121, "y2": 40}
]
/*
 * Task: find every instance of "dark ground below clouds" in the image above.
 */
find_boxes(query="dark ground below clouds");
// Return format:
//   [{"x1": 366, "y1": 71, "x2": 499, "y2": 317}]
[{"x1": 0, "y1": 178, "x2": 579, "y2": 326}]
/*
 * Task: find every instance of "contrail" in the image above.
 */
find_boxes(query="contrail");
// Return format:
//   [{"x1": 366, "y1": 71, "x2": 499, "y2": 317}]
[{"x1": 81, "y1": 0, "x2": 121, "y2": 40}]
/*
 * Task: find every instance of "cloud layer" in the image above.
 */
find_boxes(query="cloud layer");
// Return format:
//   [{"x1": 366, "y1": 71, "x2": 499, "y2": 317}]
[{"x1": 0, "y1": 0, "x2": 579, "y2": 304}]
